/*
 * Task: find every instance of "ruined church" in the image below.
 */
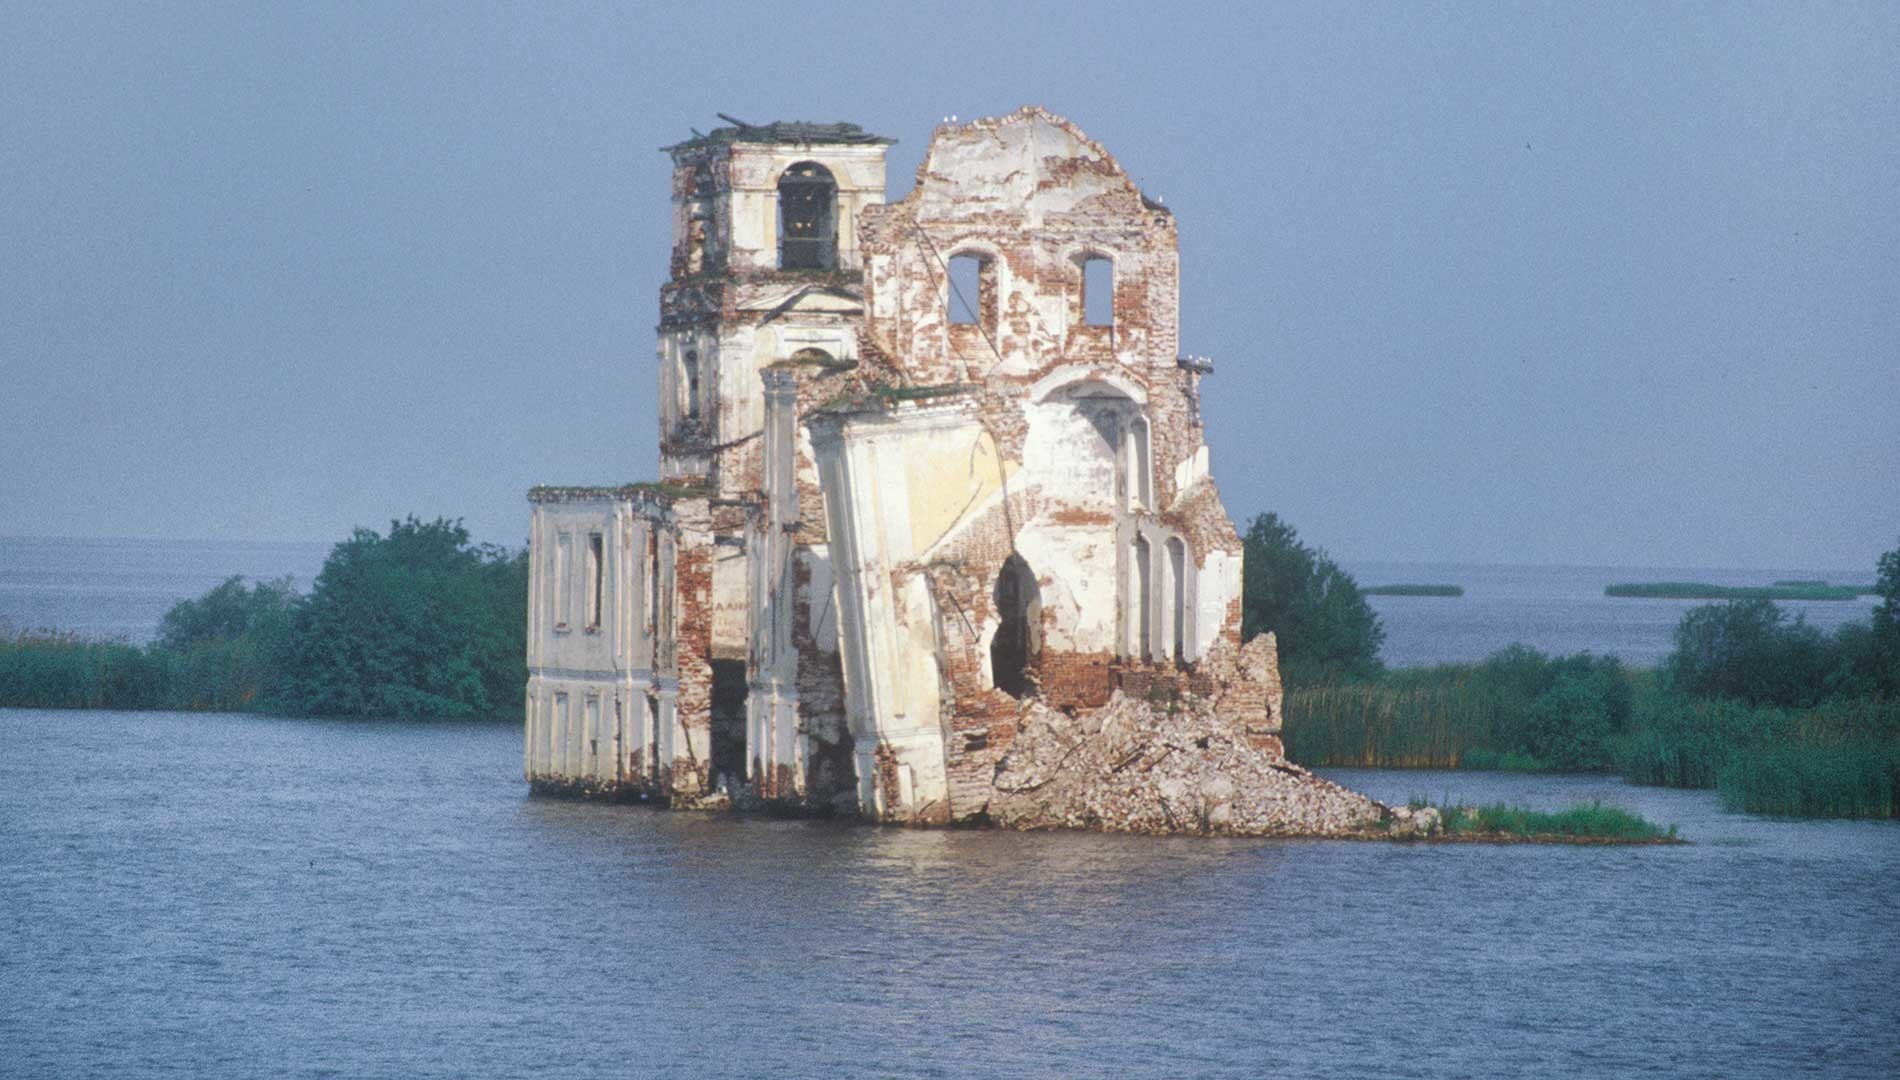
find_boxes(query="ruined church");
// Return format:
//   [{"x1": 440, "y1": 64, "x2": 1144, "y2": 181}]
[{"x1": 523, "y1": 107, "x2": 1385, "y2": 835}]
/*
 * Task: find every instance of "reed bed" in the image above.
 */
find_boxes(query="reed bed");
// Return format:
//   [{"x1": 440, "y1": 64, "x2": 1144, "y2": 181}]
[
  {"x1": 1285, "y1": 673, "x2": 1513, "y2": 768},
  {"x1": 0, "y1": 630, "x2": 267, "y2": 712},
  {"x1": 1717, "y1": 744, "x2": 1899, "y2": 818},
  {"x1": 1617, "y1": 694, "x2": 1899, "y2": 817}
]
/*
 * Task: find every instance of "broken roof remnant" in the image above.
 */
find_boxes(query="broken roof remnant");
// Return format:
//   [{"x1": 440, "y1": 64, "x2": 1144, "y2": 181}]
[{"x1": 663, "y1": 114, "x2": 896, "y2": 152}]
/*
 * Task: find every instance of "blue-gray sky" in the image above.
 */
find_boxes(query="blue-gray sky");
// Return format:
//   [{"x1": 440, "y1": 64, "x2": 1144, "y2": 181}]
[{"x1": 3, "y1": 2, "x2": 1894, "y2": 570}]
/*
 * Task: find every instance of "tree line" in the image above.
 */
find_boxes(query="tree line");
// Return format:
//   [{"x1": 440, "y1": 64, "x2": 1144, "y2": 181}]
[{"x1": 0, "y1": 518, "x2": 526, "y2": 719}]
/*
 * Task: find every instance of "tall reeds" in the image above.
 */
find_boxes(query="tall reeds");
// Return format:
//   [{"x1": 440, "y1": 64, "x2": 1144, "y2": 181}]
[
  {"x1": 0, "y1": 628, "x2": 271, "y2": 712},
  {"x1": 1616, "y1": 694, "x2": 1900, "y2": 817},
  {"x1": 1285, "y1": 670, "x2": 1512, "y2": 768}
]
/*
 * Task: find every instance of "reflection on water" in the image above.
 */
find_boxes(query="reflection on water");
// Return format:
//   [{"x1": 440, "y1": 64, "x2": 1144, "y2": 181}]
[{"x1": 3, "y1": 711, "x2": 1897, "y2": 1078}]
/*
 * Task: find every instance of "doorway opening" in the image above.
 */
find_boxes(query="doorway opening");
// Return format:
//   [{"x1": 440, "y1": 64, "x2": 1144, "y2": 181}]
[
  {"x1": 709, "y1": 660, "x2": 749, "y2": 789},
  {"x1": 991, "y1": 553, "x2": 1042, "y2": 698}
]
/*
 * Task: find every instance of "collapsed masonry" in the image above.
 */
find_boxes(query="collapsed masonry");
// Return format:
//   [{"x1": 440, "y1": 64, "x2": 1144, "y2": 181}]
[{"x1": 523, "y1": 107, "x2": 1387, "y2": 836}]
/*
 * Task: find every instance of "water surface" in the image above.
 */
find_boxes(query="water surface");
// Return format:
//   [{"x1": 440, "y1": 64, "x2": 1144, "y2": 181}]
[
  {"x1": 3, "y1": 710, "x2": 1895, "y2": 1078},
  {"x1": 1350, "y1": 560, "x2": 1876, "y2": 667}
]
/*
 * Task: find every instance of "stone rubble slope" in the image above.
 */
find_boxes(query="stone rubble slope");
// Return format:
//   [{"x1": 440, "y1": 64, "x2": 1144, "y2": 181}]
[{"x1": 986, "y1": 691, "x2": 1393, "y2": 837}]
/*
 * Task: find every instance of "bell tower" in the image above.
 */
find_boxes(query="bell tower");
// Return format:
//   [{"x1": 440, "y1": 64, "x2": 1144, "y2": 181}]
[
  {"x1": 656, "y1": 117, "x2": 893, "y2": 491},
  {"x1": 654, "y1": 117, "x2": 893, "y2": 801}
]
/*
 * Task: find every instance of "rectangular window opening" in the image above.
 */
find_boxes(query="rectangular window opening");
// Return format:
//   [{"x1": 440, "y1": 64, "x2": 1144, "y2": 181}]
[
  {"x1": 1083, "y1": 257, "x2": 1114, "y2": 327},
  {"x1": 948, "y1": 254, "x2": 984, "y2": 326},
  {"x1": 554, "y1": 532, "x2": 573, "y2": 630},
  {"x1": 584, "y1": 532, "x2": 603, "y2": 632}
]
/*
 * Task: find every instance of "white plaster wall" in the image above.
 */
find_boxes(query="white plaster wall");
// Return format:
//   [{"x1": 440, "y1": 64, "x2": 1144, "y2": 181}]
[
  {"x1": 525, "y1": 498, "x2": 674, "y2": 785},
  {"x1": 812, "y1": 405, "x2": 1001, "y2": 818},
  {"x1": 1013, "y1": 524, "x2": 1121, "y2": 654},
  {"x1": 1021, "y1": 398, "x2": 1119, "y2": 503},
  {"x1": 1199, "y1": 549, "x2": 1242, "y2": 656},
  {"x1": 530, "y1": 502, "x2": 626, "y2": 676}
]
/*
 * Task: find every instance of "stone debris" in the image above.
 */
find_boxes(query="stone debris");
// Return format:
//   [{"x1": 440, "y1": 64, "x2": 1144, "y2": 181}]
[{"x1": 989, "y1": 692, "x2": 1390, "y2": 837}]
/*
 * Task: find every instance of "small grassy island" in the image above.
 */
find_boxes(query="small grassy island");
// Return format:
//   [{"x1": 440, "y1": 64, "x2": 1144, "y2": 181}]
[
  {"x1": 1363, "y1": 584, "x2": 1464, "y2": 597},
  {"x1": 1605, "y1": 581, "x2": 1871, "y2": 601},
  {"x1": 1390, "y1": 799, "x2": 1682, "y2": 843}
]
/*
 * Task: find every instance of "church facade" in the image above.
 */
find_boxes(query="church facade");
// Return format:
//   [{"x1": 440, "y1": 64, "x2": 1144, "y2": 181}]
[{"x1": 523, "y1": 108, "x2": 1383, "y2": 835}]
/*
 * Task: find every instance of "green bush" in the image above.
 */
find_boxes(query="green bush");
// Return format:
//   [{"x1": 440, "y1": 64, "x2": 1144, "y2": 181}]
[
  {"x1": 159, "y1": 575, "x2": 296, "y2": 652},
  {"x1": 270, "y1": 517, "x2": 526, "y2": 719},
  {"x1": 1666, "y1": 598, "x2": 1842, "y2": 707},
  {"x1": 1525, "y1": 672, "x2": 1614, "y2": 771},
  {"x1": 1241, "y1": 512, "x2": 1383, "y2": 685}
]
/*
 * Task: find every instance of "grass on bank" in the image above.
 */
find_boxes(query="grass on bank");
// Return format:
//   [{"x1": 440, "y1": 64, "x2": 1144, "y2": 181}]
[
  {"x1": 1605, "y1": 582, "x2": 1869, "y2": 601},
  {"x1": 1405, "y1": 798, "x2": 1678, "y2": 842},
  {"x1": 1362, "y1": 584, "x2": 1465, "y2": 597}
]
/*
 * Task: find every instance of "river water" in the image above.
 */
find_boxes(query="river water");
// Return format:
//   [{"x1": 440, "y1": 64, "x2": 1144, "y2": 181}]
[{"x1": 2, "y1": 711, "x2": 1896, "y2": 1079}]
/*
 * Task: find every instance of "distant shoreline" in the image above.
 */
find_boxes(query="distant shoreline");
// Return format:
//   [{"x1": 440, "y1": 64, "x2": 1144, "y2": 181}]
[
  {"x1": 1362, "y1": 583, "x2": 1463, "y2": 597},
  {"x1": 1604, "y1": 581, "x2": 1874, "y2": 601}
]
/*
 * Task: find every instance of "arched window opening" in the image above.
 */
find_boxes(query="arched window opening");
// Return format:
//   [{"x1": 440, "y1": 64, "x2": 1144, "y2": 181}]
[
  {"x1": 1082, "y1": 255, "x2": 1114, "y2": 326},
  {"x1": 1129, "y1": 415, "x2": 1152, "y2": 510},
  {"x1": 1133, "y1": 534, "x2": 1153, "y2": 662},
  {"x1": 1167, "y1": 537, "x2": 1187, "y2": 662},
  {"x1": 683, "y1": 350, "x2": 701, "y2": 422},
  {"x1": 991, "y1": 553, "x2": 1042, "y2": 698},
  {"x1": 947, "y1": 253, "x2": 996, "y2": 328},
  {"x1": 777, "y1": 162, "x2": 837, "y2": 271}
]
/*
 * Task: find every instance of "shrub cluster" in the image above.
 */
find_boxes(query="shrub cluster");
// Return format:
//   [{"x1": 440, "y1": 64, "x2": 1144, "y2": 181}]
[
  {"x1": 1240, "y1": 513, "x2": 1384, "y2": 685},
  {"x1": 0, "y1": 518, "x2": 526, "y2": 720},
  {"x1": 1666, "y1": 597, "x2": 1895, "y2": 705}
]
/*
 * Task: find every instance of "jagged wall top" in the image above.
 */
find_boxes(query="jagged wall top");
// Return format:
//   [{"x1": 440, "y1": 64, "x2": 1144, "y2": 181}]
[
  {"x1": 858, "y1": 105, "x2": 1181, "y2": 384},
  {"x1": 902, "y1": 106, "x2": 1163, "y2": 226}
]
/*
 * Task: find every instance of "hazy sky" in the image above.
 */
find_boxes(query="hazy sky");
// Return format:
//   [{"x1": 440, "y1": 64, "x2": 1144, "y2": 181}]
[{"x1": 3, "y1": 2, "x2": 1894, "y2": 570}]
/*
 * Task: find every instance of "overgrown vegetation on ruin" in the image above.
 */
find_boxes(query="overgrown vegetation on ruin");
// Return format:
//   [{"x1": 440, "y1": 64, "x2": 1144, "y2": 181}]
[{"x1": 0, "y1": 518, "x2": 526, "y2": 719}]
